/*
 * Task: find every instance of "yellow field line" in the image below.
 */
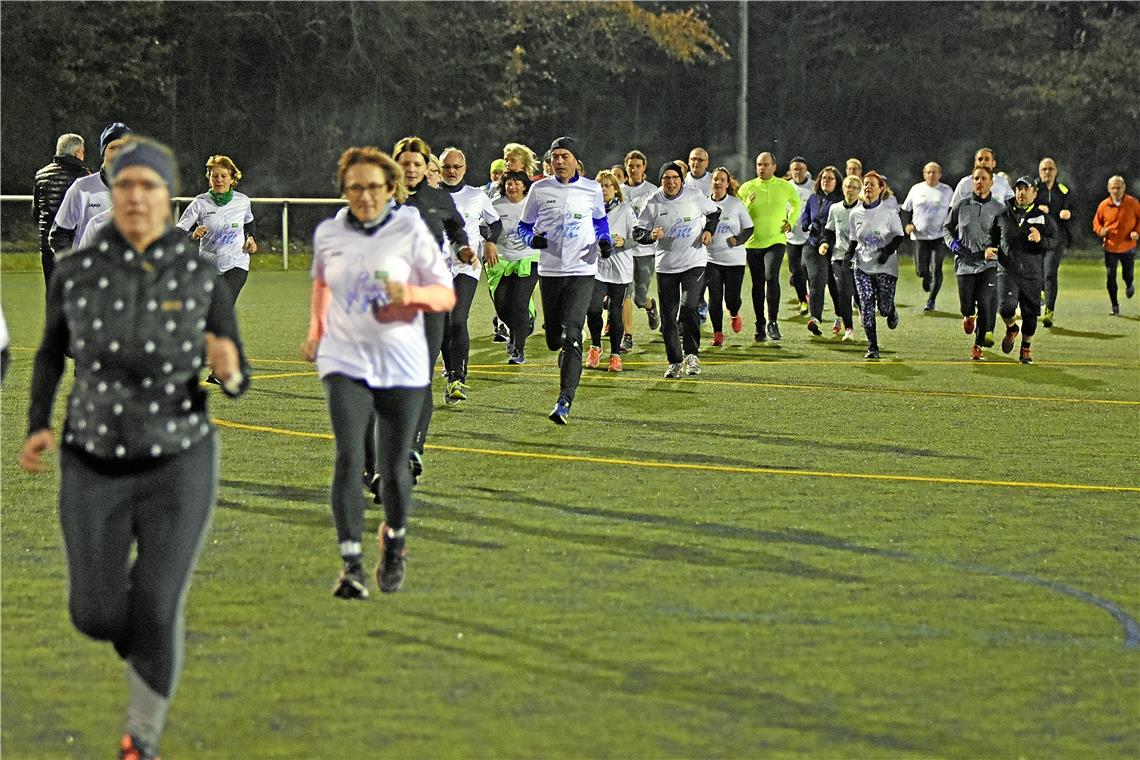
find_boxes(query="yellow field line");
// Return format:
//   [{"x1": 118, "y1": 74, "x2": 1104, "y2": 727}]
[{"x1": 211, "y1": 418, "x2": 1140, "y2": 494}]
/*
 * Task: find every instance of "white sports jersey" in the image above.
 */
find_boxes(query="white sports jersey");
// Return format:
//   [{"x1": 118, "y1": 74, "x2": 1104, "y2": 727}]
[
  {"x1": 53, "y1": 172, "x2": 110, "y2": 247},
  {"x1": 519, "y1": 175, "x2": 607, "y2": 277},
  {"x1": 786, "y1": 177, "x2": 814, "y2": 244},
  {"x1": 846, "y1": 202, "x2": 904, "y2": 276},
  {"x1": 825, "y1": 201, "x2": 858, "y2": 261},
  {"x1": 706, "y1": 193, "x2": 751, "y2": 266},
  {"x1": 176, "y1": 191, "x2": 255, "y2": 272},
  {"x1": 622, "y1": 181, "x2": 658, "y2": 259},
  {"x1": 76, "y1": 208, "x2": 114, "y2": 250},
  {"x1": 311, "y1": 207, "x2": 453, "y2": 389},
  {"x1": 446, "y1": 184, "x2": 498, "y2": 280},
  {"x1": 902, "y1": 182, "x2": 954, "y2": 240},
  {"x1": 952, "y1": 172, "x2": 1013, "y2": 207},
  {"x1": 596, "y1": 201, "x2": 636, "y2": 284},
  {"x1": 492, "y1": 195, "x2": 532, "y2": 262},
  {"x1": 637, "y1": 185, "x2": 719, "y2": 275},
  {"x1": 685, "y1": 171, "x2": 712, "y2": 196}
]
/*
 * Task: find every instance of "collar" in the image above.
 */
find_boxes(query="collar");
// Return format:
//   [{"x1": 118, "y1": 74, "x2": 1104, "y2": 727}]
[{"x1": 443, "y1": 181, "x2": 466, "y2": 194}]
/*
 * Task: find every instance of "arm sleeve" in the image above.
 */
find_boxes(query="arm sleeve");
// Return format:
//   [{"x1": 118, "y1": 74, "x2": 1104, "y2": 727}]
[
  {"x1": 702, "y1": 208, "x2": 722, "y2": 236},
  {"x1": 245, "y1": 218, "x2": 258, "y2": 239},
  {"x1": 798, "y1": 198, "x2": 812, "y2": 232},
  {"x1": 517, "y1": 220, "x2": 537, "y2": 247},
  {"x1": 306, "y1": 279, "x2": 331, "y2": 342},
  {"x1": 26, "y1": 275, "x2": 69, "y2": 434},
  {"x1": 593, "y1": 214, "x2": 612, "y2": 244},
  {"x1": 883, "y1": 234, "x2": 906, "y2": 256},
  {"x1": 482, "y1": 219, "x2": 502, "y2": 243},
  {"x1": 899, "y1": 207, "x2": 914, "y2": 228},
  {"x1": 405, "y1": 225, "x2": 458, "y2": 312}
]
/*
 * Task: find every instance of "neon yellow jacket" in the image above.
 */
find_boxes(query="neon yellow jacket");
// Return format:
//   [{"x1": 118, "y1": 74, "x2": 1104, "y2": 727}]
[{"x1": 737, "y1": 176, "x2": 801, "y2": 249}]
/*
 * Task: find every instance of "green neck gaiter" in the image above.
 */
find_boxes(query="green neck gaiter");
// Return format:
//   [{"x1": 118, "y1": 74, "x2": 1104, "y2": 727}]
[{"x1": 209, "y1": 188, "x2": 234, "y2": 206}]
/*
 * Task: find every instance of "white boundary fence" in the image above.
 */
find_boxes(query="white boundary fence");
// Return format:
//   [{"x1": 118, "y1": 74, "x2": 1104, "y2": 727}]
[{"x1": 1, "y1": 195, "x2": 345, "y2": 270}]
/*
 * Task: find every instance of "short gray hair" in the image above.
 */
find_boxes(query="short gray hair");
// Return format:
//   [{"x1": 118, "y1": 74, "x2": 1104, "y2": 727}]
[{"x1": 56, "y1": 133, "x2": 84, "y2": 157}]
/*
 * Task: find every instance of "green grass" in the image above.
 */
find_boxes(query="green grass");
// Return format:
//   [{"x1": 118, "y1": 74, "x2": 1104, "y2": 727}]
[{"x1": 2, "y1": 259, "x2": 1138, "y2": 759}]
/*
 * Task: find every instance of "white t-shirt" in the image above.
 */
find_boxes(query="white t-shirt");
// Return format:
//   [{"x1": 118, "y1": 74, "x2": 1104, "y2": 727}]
[
  {"x1": 519, "y1": 175, "x2": 607, "y2": 277},
  {"x1": 706, "y1": 194, "x2": 751, "y2": 266},
  {"x1": 786, "y1": 177, "x2": 814, "y2": 245},
  {"x1": 76, "y1": 208, "x2": 114, "y2": 250},
  {"x1": 445, "y1": 184, "x2": 498, "y2": 280},
  {"x1": 952, "y1": 172, "x2": 1014, "y2": 207},
  {"x1": 176, "y1": 191, "x2": 255, "y2": 272},
  {"x1": 825, "y1": 201, "x2": 858, "y2": 261},
  {"x1": 596, "y1": 201, "x2": 636, "y2": 284},
  {"x1": 685, "y1": 171, "x2": 712, "y2": 196},
  {"x1": 901, "y1": 182, "x2": 954, "y2": 240},
  {"x1": 311, "y1": 207, "x2": 453, "y2": 389},
  {"x1": 52, "y1": 172, "x2": 110, "y2": 248},
  {"x1": 492, "y1": 195, "x2": 532, "y2": 262},
  {"x1": 846, "y1": 202, "x2": 904, "y2": 276},
  {"x1": 622, "y1": 181, "x2": 659, "y2": 259},
  {"x1": 637, "y1": 185, "x2": 719, "y2": 275}
]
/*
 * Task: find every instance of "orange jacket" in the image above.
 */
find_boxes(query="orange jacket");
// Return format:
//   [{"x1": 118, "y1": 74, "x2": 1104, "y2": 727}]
[{"x1": 1093, "y1": 194, "x2": 1140, "y2": 253}]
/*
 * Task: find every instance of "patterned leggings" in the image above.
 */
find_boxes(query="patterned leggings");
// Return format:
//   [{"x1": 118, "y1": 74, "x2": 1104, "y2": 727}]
[{"x1": 853, "y1": 269, "x2": 897, "y2": 349}]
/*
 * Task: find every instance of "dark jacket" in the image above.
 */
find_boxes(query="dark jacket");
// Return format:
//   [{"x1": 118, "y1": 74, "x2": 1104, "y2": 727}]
[
  {"x1": 32, "y1": 154, "x2": 88, "y2": 256},
  {"x1": 28, "y1": 224, "x2": 249, "y2": 461},
  {"x1": 401, "y1": 180, "x2": 469, "y2": 250},
  {"x1": 1035, "y1": 179, "x2": 1073, "y2": 247},
  {"x1": 800, "y1": 189, "x2": 842, "y2": 249},
  {"x1": 989, "y1": 199, "x2": 1057, "y2": 276}
]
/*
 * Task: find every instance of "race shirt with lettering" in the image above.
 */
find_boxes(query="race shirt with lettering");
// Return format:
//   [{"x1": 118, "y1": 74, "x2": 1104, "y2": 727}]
[{"x1": 176, "y1": 191, "x2": 255, "y2": 272}]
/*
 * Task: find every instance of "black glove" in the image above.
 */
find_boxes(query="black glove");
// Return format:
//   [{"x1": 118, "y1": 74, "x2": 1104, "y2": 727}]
[
  {"x1": 876, "y1": 249, "x2": 893, "y2": 265},
  {"x1": 598, "y1": 238, "x2": 613, "y2": 259},
  {"x1": 530, "y1": 233, "x2": 548, "y2": 250}
]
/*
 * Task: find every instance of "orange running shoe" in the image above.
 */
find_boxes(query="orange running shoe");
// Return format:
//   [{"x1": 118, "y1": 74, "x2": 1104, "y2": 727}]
[
  {"x1": 585, "y1": 345, "x2": 601, "y2": 368},
  {"x1": 608, "y1": 354, "x2": 623, "y2": 372}
]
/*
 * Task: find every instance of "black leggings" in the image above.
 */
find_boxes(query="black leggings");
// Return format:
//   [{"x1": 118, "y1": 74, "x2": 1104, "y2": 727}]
[
  {"x1": 587, "y1": 280, "x2": 627, "y2": 354},
  {"x1": 493, "y1": 269, "x2": 538, "y2": 355},
  {"x1": 59, "y1": 436, "x2": 217, "y2": 698},
  {"x1": 412, "y1": 311, "x2": 446, "y2": 455},
  {"x1": 657, "y1": 266, "x2": 706, "y2": 363},
  {"x1": 746, "y1": 244, "x2": 785, "y2": 326},
  {"x1": 913, "y1": 239, "x2": 948, "y2": 301},
  {"x1": 325, "y1": 375, "x2": 424, "y2": 544},
  {"x1": 957, "y1": 268, "x2": 998, "y2": 347},
  {"x1": 831, "y1": 258, "x2": 856, "y2": 330},
  {"x1": 802, "y1": 245, "x2": 831, "y2": 321},
  {"x1": 441, "y1": 274, "x2": 478, "y2": 382},
  {"x1": 786, "y1": 242, "x2": 808, "y2": 302},
  {"x1": 705, "y1": 262, "x2": 745, "y2": 333},
  {"x1": 539, "y1": 274, "x2": 594, "y2": 404},
  {"x1": 1105, "y1": 250, "x2": 1136, "y2": 306},
  {"x1": 1043, "y1": 242, "x2": 1065, "y2": 312},
  {"x1": 220, "y1": 267, "x2": 249, "y2": 308}
]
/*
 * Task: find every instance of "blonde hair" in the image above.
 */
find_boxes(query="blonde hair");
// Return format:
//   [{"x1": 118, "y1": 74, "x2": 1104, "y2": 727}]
[
  {"x1": 335, "y1": 146, "x2": 407, "y2": 203},
  {"x1": 502, "y1": 142, "x2": 538, "y2": 175},
  {"x1": 595, "y1": 170, "x2": 623, "y2": 202},
  {"x1": 205, "y1": 154, "x2": 242, "y2": 185}
]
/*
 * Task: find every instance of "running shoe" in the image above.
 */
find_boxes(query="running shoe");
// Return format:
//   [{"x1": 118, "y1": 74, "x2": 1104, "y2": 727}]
[
  {"x1": 697, "y1": 300, "x2": 709, "y2": 324},
  {"x1": 1111, "y1": 303, "x2": 1120, "y2": 316},
  {"x1": 445, "y1": 379, "x2": 467, "y2": 404},
  {"x1": 663, "y1": 362, "x2": 683, "y2": 378},
  {"x1": 1019, "y1": 345, "x2": 1034, "y2": 364},
  {"x1": 712, "y1": 331, "x2": 725, "y2": 346},
  {"x1": 767, "y1": 321, "x2": 782, "y2": 341},
  {"x1": 924, "y1": 298, "x2": 935, "y2": 312},
  {"x1": 963, "y1": 315, "x2": 976, "y2": 334},
  {"x1": 755, "y1": 330, "x2": 767, "y2": 343},
  {"x1": 507, "y1": 351, "x2": 526, "y2": 365},
  {"x1": 548, "y1": 397, "x2": 571, "y2": 425},
  {"x1": 119, "y1": 734, "x2": 160, "y2": 760},
  {"x1": 798, "y1": 300, "x2": 809, "y2": 316},
  {"x1": 492, "y1": 317, "x2": 510, "y2": 343},
  {"x1": 886, "y1": 309, "x2": 899, "y2": 330},
  {"x1": 375, "y1": 523, "x2": 406, "y2": 593},
  {"x1": 585, "y1": 345, "x2": 601, "y2": 369},
  {"x1": 646, "y1": 300, "x2": 660, "y2": 330},
  {"x1": 333, "y1": 563, "x2": 370, "y2": 600},
  {"x1": 982, "y1": 331, "x2": 995, "y2": 348},
  {"x1": 620, "y1": 334, "x2": 634, "y2": 353},
  {"x1": 1042, "y1": 308, "x2": 1054, "y2": 328},
  {"x1": 970, "y1": 345, "x2": 983, "y2": 361},
  {"x1": 1001, "y1": 323, "x2": 1020, "y2": 354},
  {"x1": 832, "y1": 318, "x2": 842, "y2": 335},
  {"x1": 864, "y1": 347, "x2": 880, "y2": 360},
  {"x1": 1128, "y1": 283, "x2": 1136, "y2": 299},
  {"x1": 608, "y1": 354, "x2": 623, "y2": 372},
  {"x1": 731, "y1": 313, "x2": 743, "y2": 333},
  {"x1": 683, "y1": 354, "x2": 701, "y2": 376},
  {"x1": 807, "y1": 318, "x2": 821, "y2": 336},
  {"x1": 842, "y1": 328, "x2": 854, "y2": 341},
  {"x1": 409, "y1": 450, "x2": 423, "y2": 485}
]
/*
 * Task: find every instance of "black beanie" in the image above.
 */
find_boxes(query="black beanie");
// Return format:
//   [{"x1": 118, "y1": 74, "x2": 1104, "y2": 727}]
[
  {"x1": 659, "y1": 162, "x2": 682, "y2": 182},
  {"x1": 549, "y1": 136, "x2": 578, "y2": 160}
]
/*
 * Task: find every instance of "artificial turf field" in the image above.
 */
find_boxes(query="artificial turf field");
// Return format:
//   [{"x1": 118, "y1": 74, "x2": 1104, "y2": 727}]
[{"x1": 2, "y1": 257, "x2": 1138, "y2": 759}]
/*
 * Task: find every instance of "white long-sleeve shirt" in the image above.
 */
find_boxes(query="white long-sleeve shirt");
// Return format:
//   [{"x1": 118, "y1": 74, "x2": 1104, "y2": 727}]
[
  {"x1": 846, "y1": 201, "x2": 904, "y2": 276},
  {"x1": 446, "y1": 184, "x2": 498, "y2": 280},
  {"x1": 596, "y1": 201, "x2": 636, "y2": 284},
  {"x1": 706, "y1": 193, "x2": 751, "y2": 266},
  {"x1": 519, "y1": 175, "x2": 607, "y2": 277},
  {"x1": 786, "y1": 177, "x2": 814, "y2": 245},
  {"x1": 622, "y1": 181, "x2": 659, "y2": 259},
  {"x1": 637, "y1": 186, "x2": 719, "y2": 274},
  {"x1": 52, "y1": 172, "x2": 110, "y2": 248},
  {"x1": 901, "y1": 182, "x2": 954, "y2": 240},
  {"x1": 176, "y1": 191, "x2": 255, "y2": 273}
]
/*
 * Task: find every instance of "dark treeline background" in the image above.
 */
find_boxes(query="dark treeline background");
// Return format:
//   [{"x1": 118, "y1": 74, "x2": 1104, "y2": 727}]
[{"x1": 2, "y1": 1, "x2": 1136, "y2": 247}]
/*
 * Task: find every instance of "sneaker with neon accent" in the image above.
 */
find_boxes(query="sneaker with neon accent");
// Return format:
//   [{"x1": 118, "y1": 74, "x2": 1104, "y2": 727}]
[
  {"x1": 807, "y1": 317, "x2": 821, "y2": 335},
  {"x1": 1001, "y1": 323, "x2": 1019, "y2": 354},
  {"x1": 731, "y1": 313, "x2": 743, "y2": 333},
  {"x1": 663, "y1": 362, "x2": 683, "y2": 378},
  {"x1": 548, "y1": 397, "x2": 571, "y2": 424},
  {"x1": 333, "y1": 562, "x2": 370, "y2": 600},
  {"x1": 445, "y1": 379, "x2": 467, "y2": 404},
  {"x1": 831, "y1": 318, "x2": 842, "y2": 335},
  {"x1": 712, "y1": 331, "x2": 725, "y2": 346},
  {"x1": 607, "y1": 354, "x2": 622, "y2": 372},
  {"x1": 1042, "y1": 308, "x2": 1054, "y2": 328},
  {"x1": 982, "y1": 331, "x2": 995, "y2": 348},
  {"x1": 375, "y1": 522, "x2": 406, "y2": 593},
  {"x1": 798, "y1": 300, "x2": 809, "y2": 316},
  {"x1": 963, "y1": 315, "x2": 976, "y2": 334},
  {"x1": 120, "y1": 734, "x2": 160, "y2": 760},
  {"x1": 585, "y1": 345, "x2": 601, "y2": 368}
]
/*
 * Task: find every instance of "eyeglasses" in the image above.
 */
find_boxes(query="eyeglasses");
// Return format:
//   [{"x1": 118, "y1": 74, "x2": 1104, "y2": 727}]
[
  {"x1": 344, "y1": 183, "x2": 388, "y2": 196},
  {"x1": 441, "y1": 164, "x2": 465, "y2": 171}
]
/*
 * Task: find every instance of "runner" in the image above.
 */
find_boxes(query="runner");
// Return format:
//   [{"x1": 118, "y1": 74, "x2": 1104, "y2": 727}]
[
  {"x1": 943, "y1": 166, "x2": 1004, "y2": 360},
  {"x1": 585, "y1": 170, "x2": 637, "y2": 372},
  {"x1": 900, "y1": 162, "x2": 954, "y2": 311},
  {"x1": 705, "y1": 166, "x2": 753, "y2": 346},
  {"x1": 846, "y1": 171, "x2": 905, "y2": 360}
]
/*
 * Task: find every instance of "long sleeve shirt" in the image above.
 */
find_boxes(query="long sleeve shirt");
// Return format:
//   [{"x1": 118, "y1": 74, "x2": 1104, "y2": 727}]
[
  {"x1": 943, "y1": 193, "x2": 1005, "y2": 275},
  {"x1": 517, "y1": 174, "x2": 611, "y2": 277},
  {"x1": 901, "y1": 181, "x2": 954, "y2": 240},
  {"x1": 1093, "y1": 194, "x2": 1140, "y2": 254},
  {"x1": 176, "y1": 191, "x2": 257, "y2": 273},
  {"x1": 635, "y1": 186, "x2": 721, "y2": 274},
  {"x1": 736, "y1": 176, "x2": 801, "y2": 249},
  {"x1": 846, "y1": 200, "x2": 905, "y2": 276}
]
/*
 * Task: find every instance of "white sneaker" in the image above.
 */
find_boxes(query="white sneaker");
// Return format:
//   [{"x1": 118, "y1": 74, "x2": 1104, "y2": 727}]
[
  {"x1": 842, "y1": 328, "x2": 855, "y2": 342},
  {"x1": 663, "y1": 362, "x2": 683, "y2": 378},
  {"x1": 683, "y1": 354, "x2": 701, "y2": 376}
]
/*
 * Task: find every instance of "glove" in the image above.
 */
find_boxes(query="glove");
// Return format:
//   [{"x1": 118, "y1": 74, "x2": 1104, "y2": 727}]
[
  {"x1": 876, "y1": 249, "x2": 893, "y2": 265},
  {"x1": 529, "y1": 233, "x2": 548, "y2": 250},
  {"x1": 598, "y1": 238, "x2": 613, "y2": 259},
  {"x1": 949, "y1": 239, "x2": 962, "y2": 255}
]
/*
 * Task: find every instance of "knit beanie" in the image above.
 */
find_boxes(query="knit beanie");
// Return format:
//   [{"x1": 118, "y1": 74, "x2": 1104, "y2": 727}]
[
  {"x1": 549, "y1": 136, "x2": 579, "y2": 160},
  {"x1": 99, "y1": 122, "x2": 133, "y2": 155},
  {"x1": 109, "y1": 137, "x2": 180, "y2": 194}
]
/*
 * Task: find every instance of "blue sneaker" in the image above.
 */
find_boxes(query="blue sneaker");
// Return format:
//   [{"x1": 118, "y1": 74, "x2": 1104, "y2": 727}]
[
  {"x1": 548, "y1": 397, "x2": 571, "y2": 425},
  {"x1": 697, "y1": 300, "x2": 709, "y2": 324}
]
